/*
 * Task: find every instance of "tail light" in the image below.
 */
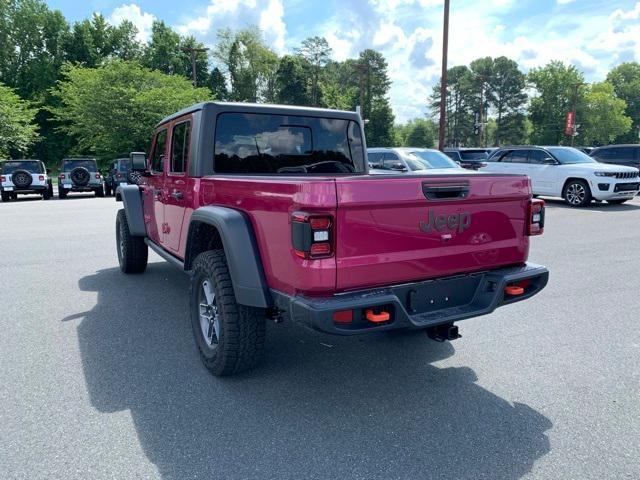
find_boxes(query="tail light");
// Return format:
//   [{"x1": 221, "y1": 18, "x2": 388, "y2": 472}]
[
  {"x1": 60, "y1": 174, "x2": 65, "y2": 179},
  {"x1": 39, "y1": 175, "x2": 45, "y2": 181},
  {"x1": 527, "y1": 199, "x2": 545, "y2": 236},
  {"x1": 0, "y1": 176, "x2": 5, "y2": 182},
  {"x1": 95, "y1": 173, "x2": 101, "y2": 179},
  {"x1": 291, "y1": 212, "x2": 334, "y2": 259}
]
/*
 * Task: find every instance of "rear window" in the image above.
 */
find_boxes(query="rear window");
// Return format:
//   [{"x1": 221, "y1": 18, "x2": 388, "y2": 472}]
[
  {"x1": 116, "y1": 159, "x2": 131, "y2": 172},
  {"x1": 214, "y1": 113, "x2": 364, "y2": 174},
  {"x1": 62, "y1": 159, "x2": 97, "y2": 171},
  {"x1": 1, "y1": 161, "x2": 44, "y2": 174},
  {"x1": 459, "y1": 150, "x2": 488, "y2": 160}
]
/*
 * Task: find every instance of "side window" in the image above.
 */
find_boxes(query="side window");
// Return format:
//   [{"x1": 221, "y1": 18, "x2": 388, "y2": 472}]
[
  {"x1": 528, "y1": 150, "x2": 549, "y2": 164},
  {"x1": 613, "y1": 147, "x2": 635, "y2": 163},
  {"x1": 170, "y1": 121, "x2": 191, "y2": 173},
  {"x1": 368, "y1": 152, "x2": 383, "y2": 168},
  {"x1": 501, "y1": 150, "x2": 529, "y2": 163},
  {"x1": 382, "y1": 153, "x2": 402, "y2": 170},
  {"x1": 594, "y1": 148, "x2": 614, "y2": 161},
  {"x1": 151, "y1": 129, "x2": 168, "y2": 173}
]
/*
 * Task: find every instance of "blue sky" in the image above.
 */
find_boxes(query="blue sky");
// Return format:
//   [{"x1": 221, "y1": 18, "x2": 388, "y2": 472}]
[{"x1": 45, "y1": 0, "x2": 640, "y2": 122}]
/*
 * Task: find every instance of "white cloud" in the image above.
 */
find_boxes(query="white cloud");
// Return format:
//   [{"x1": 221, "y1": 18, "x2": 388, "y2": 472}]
[
  {"x1": 557, "y1": 0, "x2": 576, "y2": 4},
  {"x1": 108, "y1": 4, "x2": 155, "y2": 43},
  {"x1": 176, "y1": 0, "x2": 286, "y2": 54}
]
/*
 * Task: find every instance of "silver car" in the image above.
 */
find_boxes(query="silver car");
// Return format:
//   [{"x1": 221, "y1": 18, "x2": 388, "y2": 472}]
[{"x1": 367, "y1": 147, "x2": 464, "y2": 175}]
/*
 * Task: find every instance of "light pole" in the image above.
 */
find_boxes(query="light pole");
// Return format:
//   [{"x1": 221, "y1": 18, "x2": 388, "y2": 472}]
[
  {"x1": 438, "y1": 0, "x2": 450, "y2": 151},
  {"x1": 181, "y1": 46, "x2": 210, "y2": 86}
]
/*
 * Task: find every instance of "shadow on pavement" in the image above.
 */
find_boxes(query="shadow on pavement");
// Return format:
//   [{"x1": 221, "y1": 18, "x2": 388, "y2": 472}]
[{"x1": 67, "y1": 264, "x2": 552, "y2": 480}]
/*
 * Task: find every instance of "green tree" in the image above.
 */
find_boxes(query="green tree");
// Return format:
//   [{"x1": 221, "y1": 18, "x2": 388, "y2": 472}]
[
  {"x1": 580, "y1": 82, "x2": 631, "y2": 145},
  {"x1": 402, "y1": 118, "x2": 436, "y2": 147},
  {"x1": 528, "y1": 61, "x2": 585, "y2": 145},
  {"x1": 1, "y1": 0, "x2": 69, "y2": 99},
  {"x1": 430, "y1": 65, "x2": 475, "y2": 146},
  {"x1": 276, "y1": 55, "x2": 310, "y2": 105},
  {"x1": 0, "y1": 82, "x2": 39, "y2": 157},
  {"x1": 366, "y1": 99, "x2": 395, "y2": 147},
  {"x1": 296, "y1": 36, "x2": 331, "y2": 106},
  {"x1": 208, "y1": 67, "x2": 228, "y2": 100},
  {"x1": 606, "y1": 62, "x2": 640, "y2": 143},
  {"x1": 49, "y1": 60, "x2": 211, "y2": 162},
  {"x1": 214, "y1": 27, "x2": 279, "y2": 102},
  {"x1": 490, "y1": 56, "x2": 527, "y2": 145}
]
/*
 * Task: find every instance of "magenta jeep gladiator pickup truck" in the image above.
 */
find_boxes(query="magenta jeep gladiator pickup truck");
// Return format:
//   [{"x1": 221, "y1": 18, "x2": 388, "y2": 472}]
[{"x1": 116, "y1": 102, "x2": 548, "y2": 376}]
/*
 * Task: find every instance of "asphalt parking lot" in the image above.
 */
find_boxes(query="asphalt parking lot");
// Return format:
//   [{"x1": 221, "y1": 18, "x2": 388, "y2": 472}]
[{"x1": 1, "y1": 193, "x2": 639, "y2": 480}]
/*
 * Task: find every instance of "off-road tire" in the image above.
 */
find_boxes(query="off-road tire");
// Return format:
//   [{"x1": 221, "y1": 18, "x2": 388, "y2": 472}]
[
  {"x1": 1, "y1": 192, "x2": 10, "y2": 202},
  {"x1": 11, "y1": 169, "x2": 32, "y2": 188},
  {"x1": 95, "y1": 186, "x2": 105, "y2": 197},
  {"x1": 105, "y1": 184, "x2": 112, "y2": 196},
  {"x1": 562, "y1": 179, "x2": 592, "y2": 207},
  {"x1": 70, "y1": 167, "x2": 90, "y2": 186},
  {"x1": 607, "y1": 199, "x2": 628, "y2": 205},
  {"x1": 116, "y1": 209, "x2": 148, "y2": 273},
  {"x1": 10, "y1": 193, "x2": 17, "y2": 200},
  {"x1": 58, "y1": 186, "x2": 67, "y2": 199},
  {"x1": 190, "y1": 250, "x2": 266, "y2": 376},
  {"x1": 43, "y1": 185, "x2": 52, "y2": 200}
]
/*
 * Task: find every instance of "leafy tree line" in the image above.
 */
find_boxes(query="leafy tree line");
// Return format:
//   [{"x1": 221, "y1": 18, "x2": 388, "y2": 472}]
[
  {"x1": 0, "y1": 0, "x2": 395, "y2": 166},
  {"x1": 1, "y1": 0, "x2": 639, "y2": 166},
  {"x1": 428, "y1": 57, "x2": 638, "y2": 148}
]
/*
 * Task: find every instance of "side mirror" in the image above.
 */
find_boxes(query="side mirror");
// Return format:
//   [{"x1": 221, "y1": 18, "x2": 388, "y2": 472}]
[
  {"x1": 542, "y1": 157, "x2": 557, "y2": 165},
  {"x1": 389, "y1": 161, "x2": 408, "y2": 172},
  {"x1": 130, "y1": 151, "x2": 148, "y2": 173}
]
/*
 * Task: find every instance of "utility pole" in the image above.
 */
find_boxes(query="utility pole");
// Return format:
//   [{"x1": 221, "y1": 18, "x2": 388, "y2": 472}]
[
  {"x1": 438, "y1": 0, "x2": 450, "y2": 151},
  {"x1": 181, "y1": 46, "x2": 209, "y2": 87}
]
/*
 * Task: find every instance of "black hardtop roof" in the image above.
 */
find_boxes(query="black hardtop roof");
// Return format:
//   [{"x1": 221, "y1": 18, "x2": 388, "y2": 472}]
[
  {"x1": 157, "y1": 101, "x2": 362, "y2": 127},
  {"x1": 1, "y1": 159, "x2": 42, "y2": 162},
  {"x1": 62, "y1": 157, "x2": 97, "y2": 161}
]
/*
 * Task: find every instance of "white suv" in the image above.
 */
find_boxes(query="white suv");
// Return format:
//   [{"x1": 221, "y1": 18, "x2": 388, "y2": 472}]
[
  {"x1": 482, "y1": 146, "x2": 640, "y2": 207},
  {"x1": 1, "y1": 159, "x2": 54, "y2": 202}
]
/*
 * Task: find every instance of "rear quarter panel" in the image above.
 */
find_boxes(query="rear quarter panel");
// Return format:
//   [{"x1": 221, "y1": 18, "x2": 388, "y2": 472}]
[{"x1": 196, "y1": 176, "x2": 338, "y2": 296}]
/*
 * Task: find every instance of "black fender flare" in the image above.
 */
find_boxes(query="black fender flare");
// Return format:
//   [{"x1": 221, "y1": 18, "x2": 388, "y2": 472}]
[
  {"x1": 118, "y1": 185, "x2": 146, "y2": 236},
  {"x1": 186, "y1": 206, "x2": 271, "y2": 308}
]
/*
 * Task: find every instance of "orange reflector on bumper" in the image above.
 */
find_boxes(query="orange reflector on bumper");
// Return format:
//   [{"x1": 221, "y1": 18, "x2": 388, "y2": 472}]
[
  {"x1": 505, "y1": 285, "x2": 524, "y2": 296},
  {"x1": 365, "y1": 309, "x2": 390, "y2": 323}
]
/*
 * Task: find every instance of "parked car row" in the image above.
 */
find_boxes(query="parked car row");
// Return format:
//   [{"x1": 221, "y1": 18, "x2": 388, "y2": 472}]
[{"x1": 1, "y1": 156, "x2": 139, "y2": 202}]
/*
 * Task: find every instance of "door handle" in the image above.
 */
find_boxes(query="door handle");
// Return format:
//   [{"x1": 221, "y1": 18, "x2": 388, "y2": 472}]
[{"x1": 170, "y1": 190, "x2": 183, "y2": 200}]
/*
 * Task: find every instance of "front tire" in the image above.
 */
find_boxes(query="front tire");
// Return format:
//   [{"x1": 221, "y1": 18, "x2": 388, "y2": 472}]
[
  {"x1": 190, "y1": 250, "x2": 266, "y2": 376},
  {"x1": 563, "y1": 180, "x2": 592, "y2": 207},
  {"x1": 116, "y1": 209, "x2": 148, "y2": 273}
]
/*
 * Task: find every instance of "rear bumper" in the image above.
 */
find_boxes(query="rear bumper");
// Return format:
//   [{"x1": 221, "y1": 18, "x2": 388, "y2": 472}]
[
  {"x1": 272, "y1": 263, "x2": 549, "y2": 335},
  {"x1": 1, "y1": 185, "x2": 48, "y2": 193}
]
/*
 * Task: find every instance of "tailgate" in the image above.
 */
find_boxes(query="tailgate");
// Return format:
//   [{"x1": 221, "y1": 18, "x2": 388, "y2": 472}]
[{"x1": 335, "y1": 174, "x2": 532, "y2": 291}]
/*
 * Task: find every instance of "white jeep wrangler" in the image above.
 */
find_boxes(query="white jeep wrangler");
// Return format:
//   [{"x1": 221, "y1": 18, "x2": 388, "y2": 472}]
[{"x1": 1, "y1": 160, "x2": 54, "y2": 202}]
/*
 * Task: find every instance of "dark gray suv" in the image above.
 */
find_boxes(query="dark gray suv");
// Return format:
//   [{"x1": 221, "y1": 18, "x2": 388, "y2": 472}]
[{"x1": 590, "y1": 145, "x2": 640, "y2": 171}]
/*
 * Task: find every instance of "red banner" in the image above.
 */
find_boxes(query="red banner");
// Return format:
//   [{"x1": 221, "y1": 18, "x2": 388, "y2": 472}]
[{"x1": 565, "y1": 111, "x2": 575, "y2": 136}]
